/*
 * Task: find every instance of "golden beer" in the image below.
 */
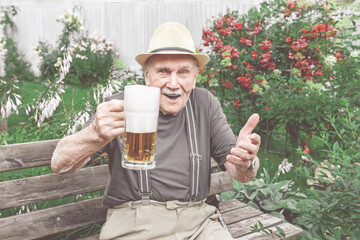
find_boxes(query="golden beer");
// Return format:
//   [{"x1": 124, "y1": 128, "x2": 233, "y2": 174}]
[
  {"x1": 124, "y1": 131, "x2": 157, "y2": 162},
  {"x1": 122, "y1": 85, "x2": 160, "y2": 170}
]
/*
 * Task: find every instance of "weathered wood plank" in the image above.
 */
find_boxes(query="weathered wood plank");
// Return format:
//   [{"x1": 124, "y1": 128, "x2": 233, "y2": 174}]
[
  {"x1": 208, "y1": 171, "x2": 234, "y2": 196},
  {"x1": 235, "y1": 222, "x2": 303, "y2": 239},
  {"x1": 0, "y1": 139, "x2": 59, "y2": 172},
  {"x1": 219, "y1": 199, "x2": 247, "y2": 213},
  {"x1": 227, "y1": 213, "x2": 283, "y2": 238},
  {"x1": 0, "y1": 197, "x2": 107, "y2": 240},
  {"x1": 222, "y1": 205, "x2": 263, "y2": 225},
  {"x1": 0, "y1": 168, "x2": 231, "y2": 210},
  {"x1": 0, "y1": 165, "x2": 109, "y2": 210}
]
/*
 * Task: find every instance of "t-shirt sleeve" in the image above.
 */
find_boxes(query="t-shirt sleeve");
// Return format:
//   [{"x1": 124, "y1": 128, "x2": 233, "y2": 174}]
[{"x1": 209, "y1": 93, "x2": 237, "y2": 171}]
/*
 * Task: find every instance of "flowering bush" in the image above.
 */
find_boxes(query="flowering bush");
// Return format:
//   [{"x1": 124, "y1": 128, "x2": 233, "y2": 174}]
[
  {"x1": 198, "y1": 0, "x2": 360, "y2": 152},
  {"x1": 291, "y1": 105, "x2": 360, "y2": 239},
  {"x1": 0, "y1": 5, "x2": 34, "y2": 130},
  {"x1": 34, "y1": 8, "x2": 118, "y2": 88}
]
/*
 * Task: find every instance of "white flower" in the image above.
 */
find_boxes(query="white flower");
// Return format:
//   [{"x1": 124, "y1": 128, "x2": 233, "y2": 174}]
[
  {"x1": 75, "y1": 54, "x2": 87, "y2": 60},
  {"x1": 324, "y1": 55, "x2": 337, "y2": 67},
  {"x1": 350, "y1": 51, "x2": 359, "y2": 58},
  {"x1": 277, "y1": 158, "x2": 293, "y2": 176}
]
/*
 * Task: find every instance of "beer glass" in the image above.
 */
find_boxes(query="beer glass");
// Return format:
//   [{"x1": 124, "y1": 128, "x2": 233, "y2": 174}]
[{"x1": 122, "y1": 85, "x2": 160, "y2": 170}]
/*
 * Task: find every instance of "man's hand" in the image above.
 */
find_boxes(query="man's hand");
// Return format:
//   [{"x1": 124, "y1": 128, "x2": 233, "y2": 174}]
[
  {"x1": 226, "y1": 113, "x2": 261, "y2": 173},
  {"x1": 93, "y1": 99, "x2": 125, "y2": 141}
]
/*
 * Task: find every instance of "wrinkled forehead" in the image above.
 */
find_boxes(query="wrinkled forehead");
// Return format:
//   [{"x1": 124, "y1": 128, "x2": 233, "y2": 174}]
[{"x1": 145, "y1": 54, "x2": 198, "y2": 70}]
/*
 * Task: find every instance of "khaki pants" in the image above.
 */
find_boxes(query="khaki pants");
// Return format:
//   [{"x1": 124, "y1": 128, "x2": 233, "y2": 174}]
[{"x1": 99, "y1": 200, "x2": 234, "y2": 240}]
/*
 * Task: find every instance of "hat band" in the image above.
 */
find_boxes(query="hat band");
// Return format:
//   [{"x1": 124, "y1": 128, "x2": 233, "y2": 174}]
[{"x1": 149, "y1": 47, "x2": 194, "y2": 54}]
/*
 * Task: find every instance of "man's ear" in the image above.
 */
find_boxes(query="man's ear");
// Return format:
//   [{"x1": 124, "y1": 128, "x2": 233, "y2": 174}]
[
  {"x1": 144, "y1": 69, "x2": 150, "y2": 86},
  {"x1": 192, "y1": 68, "x2": 199, "y2": 89}
]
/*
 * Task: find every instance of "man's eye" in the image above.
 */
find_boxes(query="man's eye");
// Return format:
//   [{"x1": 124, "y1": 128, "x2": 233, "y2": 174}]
[
  {"x1": 159, "y1": 69, "x2": 168, "y2": 74},
  {"x1": 180, "y1": 70, "x2": 189, "y2": 75}
]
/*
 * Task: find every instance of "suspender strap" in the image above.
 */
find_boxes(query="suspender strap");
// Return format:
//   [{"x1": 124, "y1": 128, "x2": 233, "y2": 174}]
[
  {"x1": 185, "y1": 99, "x2": 202, "y2": 201},
  {"x1": 137, "y1": 98, "x2": 202, "y2": 204},
  {"x1": 138, "y1": 170, "x2": 151, "y2": 205}
]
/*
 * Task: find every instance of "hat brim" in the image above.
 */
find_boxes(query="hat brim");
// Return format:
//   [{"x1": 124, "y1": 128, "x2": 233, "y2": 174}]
[{"x1": 135, "y1": 51, "x2": 210, "y2": 68}]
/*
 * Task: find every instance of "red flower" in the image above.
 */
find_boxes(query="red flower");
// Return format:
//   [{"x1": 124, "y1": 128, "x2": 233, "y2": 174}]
[
  {"x1": 240, "y1": 37, "x2": 252, "y2": 47},
  {"x1": 259, "y1": 40, "x2": 272, "y2": 50},
  {"x1": 252, "y1": 27, "x2": 261, "y2": 35},
  {"x1": 213, "y1": 39, "x2": 224, "y2": 51},
  {"x1": 237, "y1": 75, "x2": 251, "y2": 87},
  {"x1": 251, "y1": 51, "x2": 258, "y2": 59},
  {"x1": 286, "y1": 37, "x2": 292, "y2": 43},
  {"x1": 301, "y1": 29, "x2": 308, "y2": 35},
  {"x1": 215, "y1": 18, "x2": 224, "y2": 29},
  {"x1": 220, "y1": 27, "x2": 233, "y2": 36},
  {"x1": 234, "y1": 22, "x2": 242, "y2": 31},
  {"x1": 233, "y1": 98, "x2": 241, "y2": 108},
  {"x1": 286, "y1": 1, "x2": 296, "y2": 9},
  {"x1": 222, "y1": 80, "x2": 233, "y2": 90},
  {"x1": 232, "y1": 64, "x2": 238, "y2": 70}
]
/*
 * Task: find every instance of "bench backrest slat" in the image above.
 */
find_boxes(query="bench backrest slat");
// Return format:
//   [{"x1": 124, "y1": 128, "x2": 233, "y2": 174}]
[
  {"x1": 0, "y1": 139, "x2": 59, "y2": 173},
  {"x1": 0, "y1": 197, "x2": 106, "y2": 240},
  {"x1": 0, "y1": 165, "x2": 109, "y2": 210}
]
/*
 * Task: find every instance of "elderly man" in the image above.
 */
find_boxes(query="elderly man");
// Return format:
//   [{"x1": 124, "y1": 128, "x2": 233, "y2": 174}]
[{"x1": 51, "y1": 22, "x2": 261, "y2": 240}]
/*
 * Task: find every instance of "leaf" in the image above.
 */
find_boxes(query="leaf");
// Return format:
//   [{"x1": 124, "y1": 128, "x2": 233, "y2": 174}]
[
  {"x1": 270, "y1": 211, "x2": 285, "y2": 220},
  {"x1": 275, "y1": 226, "x2": 286, "y2": 238},
  {"x1": 353, "y1": 178, "x2": 360, "y2": 191},
  {"x1": 273, "y1": 180, "x2": 292, "y2": 192},
  {"x1": 333, "y1": 141, "x2": 339, "y2": 152},
  {"x1": 261, "y1": 199, "x2": 281, "y2": 211}
]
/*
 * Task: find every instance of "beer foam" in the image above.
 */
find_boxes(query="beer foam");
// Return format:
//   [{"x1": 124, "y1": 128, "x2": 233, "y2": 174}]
[
  {"x1": 126, "y1": 113, "x2": 158, "y2": 133},
  {"x1": 124, "y1": 85, "x2": 160, "y2": 133},
  {"x1": 124, "y1": 85, "x2": 160, "y2": 113}
]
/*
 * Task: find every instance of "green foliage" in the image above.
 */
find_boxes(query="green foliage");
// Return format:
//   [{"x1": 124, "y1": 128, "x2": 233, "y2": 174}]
[
  {"x1": 0, "y1": 5, "x2": 35, "y2": 83},
  {"x1": 34, "y1": 8, "x2": 118, "y2": 88},
  {"x1": 251, "y1": 221, "x2": 286, "y2": 239},
  {"x1": 198, "y1": 0, "x2": 360, "y2": 153},
  {"x1": 290, "y1": 106, "x2": 360, "y2": 239},
  {"x1": 229, "y1": 165, "x2": 307, "y2": 222}
]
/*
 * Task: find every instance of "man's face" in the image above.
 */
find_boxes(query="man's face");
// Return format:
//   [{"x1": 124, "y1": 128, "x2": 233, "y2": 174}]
[{"x1": 145, "y1": 54, "x2": 199, "y2": 115}]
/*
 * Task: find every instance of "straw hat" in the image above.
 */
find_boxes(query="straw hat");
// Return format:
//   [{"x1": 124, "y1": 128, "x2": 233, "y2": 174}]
[{"x1": 135, "y1": 22, "x2": 210, "y2": 67}]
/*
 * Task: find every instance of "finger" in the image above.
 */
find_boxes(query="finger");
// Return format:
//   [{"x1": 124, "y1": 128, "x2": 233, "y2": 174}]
[
  {"x1": 236, "y1": 141, "x2": 259, "y2": 155},
  {"x1": 249, "y1": 133, "x2": 261, "y2": 145},
  {"x1": 238, "y1": 113, "x2": 260, "y2": 140},
  {"x1": 226, "y1": 154, "x2": 250, "y2": 169},
  {"x1": 230, "y1": 147, "x2": 253, "y2": 161},
  {"x1": 107, "y1": 100, "x2": 124, "y2": 112}
]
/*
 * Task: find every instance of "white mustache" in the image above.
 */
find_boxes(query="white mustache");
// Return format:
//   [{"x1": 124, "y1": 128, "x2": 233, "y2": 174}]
[{"x1": 161, "y1": 88, "x2": 184, "y2": 96}]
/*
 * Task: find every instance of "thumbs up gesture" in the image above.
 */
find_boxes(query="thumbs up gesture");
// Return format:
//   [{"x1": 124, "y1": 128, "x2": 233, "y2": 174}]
[{"x1": 226, "y1": 113, "x2": 261, "y2": 174}]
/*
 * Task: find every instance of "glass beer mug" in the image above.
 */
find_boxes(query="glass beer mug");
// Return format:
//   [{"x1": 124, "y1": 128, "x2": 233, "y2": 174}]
[{"x1": 122, "y1": 85, "x2": 160, "y2": 170}]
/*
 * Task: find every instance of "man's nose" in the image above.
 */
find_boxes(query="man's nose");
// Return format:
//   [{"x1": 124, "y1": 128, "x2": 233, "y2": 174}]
[{"x1": 168, "y1": 72, "x2": 179, "y2": 89}]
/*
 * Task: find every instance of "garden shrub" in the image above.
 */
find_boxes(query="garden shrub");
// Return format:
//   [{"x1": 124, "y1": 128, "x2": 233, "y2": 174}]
[
  {"x1": 34, "y1": 8, "x2": 118, "y2": 88},
  {"x1": 0, "y1": 5, "x2": 35, "y2": 83},
  {"x1": 292, "y1": 104, "x2": 360, "y2": 239},
  {"x1": 198, "y1": 0, "x2": 360, "y2": 154}
]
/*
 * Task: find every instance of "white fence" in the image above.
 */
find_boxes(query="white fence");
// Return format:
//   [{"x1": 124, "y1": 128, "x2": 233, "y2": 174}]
[{"x1": 0, "y1": 0, "x2": 262, "y2": 76}]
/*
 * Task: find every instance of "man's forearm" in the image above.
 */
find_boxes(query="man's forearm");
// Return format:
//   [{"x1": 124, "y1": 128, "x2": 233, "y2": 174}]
[
  {"x1": 51, "y1": 122, "x2": 109, "y2": 173},
  {"x1": 224, "y1": 156, "x2": 259, "y2": 183}
]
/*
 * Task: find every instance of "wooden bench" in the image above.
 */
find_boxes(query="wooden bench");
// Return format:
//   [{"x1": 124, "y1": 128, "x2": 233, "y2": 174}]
[{"x1": 0, "y1": 139, "x2": 303, "y2": 239}]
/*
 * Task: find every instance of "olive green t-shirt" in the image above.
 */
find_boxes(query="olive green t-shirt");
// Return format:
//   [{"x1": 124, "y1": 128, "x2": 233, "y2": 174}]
[{"x1": 87, "y1": 87, "x2": 237, "y2": 207}]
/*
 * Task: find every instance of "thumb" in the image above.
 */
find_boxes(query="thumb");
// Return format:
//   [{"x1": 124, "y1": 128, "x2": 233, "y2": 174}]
[{"x1": 238, "y1": 113, "x2": 260, "y2": 141}]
